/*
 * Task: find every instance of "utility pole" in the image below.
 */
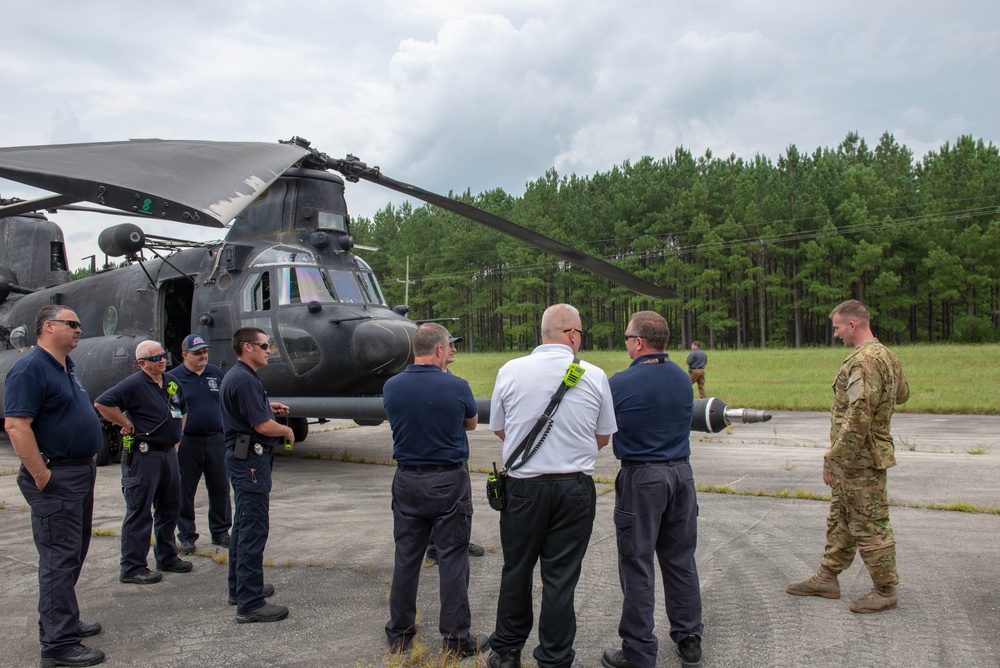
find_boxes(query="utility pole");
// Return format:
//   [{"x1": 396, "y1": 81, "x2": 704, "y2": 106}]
[{"x1": 396, "y1": 256, "x2": 415, "y2": 306}]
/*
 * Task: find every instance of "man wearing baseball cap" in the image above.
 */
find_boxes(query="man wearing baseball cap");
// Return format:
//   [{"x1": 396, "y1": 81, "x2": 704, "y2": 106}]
[{"x1": 167, "y1": 334, "x2": 231, "y2": 555}]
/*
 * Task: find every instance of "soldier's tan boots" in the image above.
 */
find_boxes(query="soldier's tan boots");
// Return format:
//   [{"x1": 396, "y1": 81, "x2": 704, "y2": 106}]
[
  {"x1": 849, "y1": 585, "x2": 897, "y2": 613},
  {"x1": 785, "y1": 565, "x2": 841, "y2": 599}
]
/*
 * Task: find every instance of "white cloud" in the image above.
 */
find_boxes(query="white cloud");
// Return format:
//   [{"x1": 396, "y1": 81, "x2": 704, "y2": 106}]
[{"x1": 0, "y1": 0, "x2": 997, "y2": 269}]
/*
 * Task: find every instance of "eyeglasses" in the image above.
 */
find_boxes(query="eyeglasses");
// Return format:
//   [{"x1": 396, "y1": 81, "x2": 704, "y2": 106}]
[
  {"x1": 562, "y1": 328, "x2": 584, "y2": 336},
  {"x1": 49, "y1": 319, "x2": 82, "y2": 330},
  {"x1": 246, "y1": 341, "x2": 270, "y2": 351},
  {"x1": 139, "y1": 354, "x2": 167, "y2": 362},
  {"x1": 186, "y1": 349, "x2": 209, "y2": 356},
  {"x1": 624, "y1": 334, "x2": 642, "y2": 340}
]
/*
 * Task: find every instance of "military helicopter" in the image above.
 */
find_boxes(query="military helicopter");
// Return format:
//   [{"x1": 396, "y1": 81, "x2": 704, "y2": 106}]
[{"x1": 0, "y1": 137, "x2": 766, "y2": 465}]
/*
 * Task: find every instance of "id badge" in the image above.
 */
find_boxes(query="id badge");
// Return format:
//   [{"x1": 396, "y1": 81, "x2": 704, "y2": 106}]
[{"x1": 170, "y1": 407, "x2": 182, "y2": 419}]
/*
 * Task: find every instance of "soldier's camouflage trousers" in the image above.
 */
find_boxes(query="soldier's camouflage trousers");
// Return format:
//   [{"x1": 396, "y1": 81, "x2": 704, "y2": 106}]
[{"x1": 820, "y1": 468, "x2": 898, "y2": 587}]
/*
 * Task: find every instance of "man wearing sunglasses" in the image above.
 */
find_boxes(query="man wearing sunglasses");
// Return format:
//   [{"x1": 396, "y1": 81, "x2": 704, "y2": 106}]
[
  {"x1": 166, "y1": 334, "x2": 231, "y2": 556},
  {"x1": 5, "y1": 306, "x2": 106, "y2": 667},
  {"x1": 95, "y1": 340, "x2": 191, "y2": 586},
  {"x1": 220, "y1": 327, "x2": 294, "y2": 623},
  {"x1": 601, "y1": 311, "x2": 702, "y2": 668}
]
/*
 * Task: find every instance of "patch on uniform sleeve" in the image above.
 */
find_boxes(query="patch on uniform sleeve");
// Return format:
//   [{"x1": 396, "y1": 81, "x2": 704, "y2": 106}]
[{"x1": 846, "y1": 370, "x2": 864, "y2": 404}]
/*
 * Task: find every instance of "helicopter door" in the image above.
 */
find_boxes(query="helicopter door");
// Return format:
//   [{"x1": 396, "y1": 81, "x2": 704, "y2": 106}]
[{"x1": 159, "y1": 277, "x2": 194, "y2": 367}]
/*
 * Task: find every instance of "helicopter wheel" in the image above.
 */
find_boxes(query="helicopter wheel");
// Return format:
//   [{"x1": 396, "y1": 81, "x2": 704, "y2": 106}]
[{"x1": 281, "y1": 416, "x2": 309, "y2": 444}]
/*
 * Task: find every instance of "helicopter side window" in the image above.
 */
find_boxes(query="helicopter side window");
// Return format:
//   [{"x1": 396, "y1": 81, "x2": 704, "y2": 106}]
[
  {"x1": 278, "y1": 267, "x2": 336, "y2": 305},
  {"x1": 245, "y1": 271, "x2": 271, "y2": 312}
]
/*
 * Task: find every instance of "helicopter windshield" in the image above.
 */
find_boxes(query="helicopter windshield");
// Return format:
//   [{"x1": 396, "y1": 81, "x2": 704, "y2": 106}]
[{"x1": 278, "y1": 266, "x2": 335, "y2": 305}]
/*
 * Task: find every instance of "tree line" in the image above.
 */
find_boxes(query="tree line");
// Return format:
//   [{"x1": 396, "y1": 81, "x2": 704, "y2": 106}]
[{"x1": 356, "y1": 132, "x2": 1000, "y2": 351}]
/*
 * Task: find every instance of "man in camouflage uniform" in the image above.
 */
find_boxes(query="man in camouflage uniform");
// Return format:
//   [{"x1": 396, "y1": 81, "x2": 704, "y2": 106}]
[{"x1": 786, "y1": 299, "x2": 909, "y2": 613}]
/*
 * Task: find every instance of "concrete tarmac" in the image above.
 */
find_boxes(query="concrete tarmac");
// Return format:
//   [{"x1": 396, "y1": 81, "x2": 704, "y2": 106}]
[{"x1": 2, "y1": 411, "x2": 999, "y2": 667}]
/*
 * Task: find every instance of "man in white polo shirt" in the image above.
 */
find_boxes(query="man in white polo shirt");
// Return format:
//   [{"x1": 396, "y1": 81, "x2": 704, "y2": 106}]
[{"x1": 486, "y1": 303, "x2": 617, "y2": 668}]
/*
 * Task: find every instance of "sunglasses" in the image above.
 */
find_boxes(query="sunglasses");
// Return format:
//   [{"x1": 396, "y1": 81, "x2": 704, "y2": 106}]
[
  {"x1": 49, "y1": 319, "x2": 82, "y2": 330},
  {"x1": 246, "y1": 341, "x2": 270, "y2": 351},
  {"x1": 139, "y1": 354, "x2": 167, "y2": 362}
]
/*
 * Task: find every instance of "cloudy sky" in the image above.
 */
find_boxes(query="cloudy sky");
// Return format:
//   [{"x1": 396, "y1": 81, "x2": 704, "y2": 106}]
[{"x1": 1, "y1": 1, "x2": 997, "y2": 270}]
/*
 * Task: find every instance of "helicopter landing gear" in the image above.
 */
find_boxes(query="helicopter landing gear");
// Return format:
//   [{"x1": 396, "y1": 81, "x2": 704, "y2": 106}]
[{"x1": 95, "y1": 422, "x2": 122, "y2": 467}]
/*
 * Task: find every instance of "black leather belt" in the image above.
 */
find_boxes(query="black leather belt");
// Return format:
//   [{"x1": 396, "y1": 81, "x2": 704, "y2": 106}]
[
  {"x1": 526, "y1": 472, "x2": 590, "y2": 481},
  {"x1": 397, "y1": 463, "x2": 464, "y2": 473},
  {"x1": 46, "y1": 457, "x2": 94, "y2": 468},
  {"x1": 621, "y1": 457, "x2": 689, "y2": 467}
]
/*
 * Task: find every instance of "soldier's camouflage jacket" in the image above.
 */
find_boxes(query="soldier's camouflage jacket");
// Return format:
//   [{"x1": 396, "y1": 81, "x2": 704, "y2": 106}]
[{"x1": 826, "y1": 339, "x2": 909, "y2": 472}]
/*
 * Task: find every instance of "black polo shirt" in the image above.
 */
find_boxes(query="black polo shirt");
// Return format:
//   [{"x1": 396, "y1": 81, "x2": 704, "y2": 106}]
[
  {"x1": 609, "y1": 353, "x2": 693, "y2": 462},
  {"x1": 382, "y1": 364, "x2": 477, "y2": 467},
  {"x1": 166, "y1": 363, "x2": 224, "y2": 436},
  {"x1": 219, "y1": 361, "x2": 281, "y2": 450},
  {"x1": 4, "y1": 346, "x2": 103, "y2": 459},
  {"x1": 95, "y1": 371, "x2": 186, "y2": 448}
]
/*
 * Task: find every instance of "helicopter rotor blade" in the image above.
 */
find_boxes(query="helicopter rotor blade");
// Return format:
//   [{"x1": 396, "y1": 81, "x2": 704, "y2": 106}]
[
  {"x1": 0, "y1": 140, "x2": 310, "y2": 228},
  {"x1": 330, "y1": 156, "x2": 673, "y2": 300},
  {"x1": 0, "y1": 194, "x2": 79, "y2": 217}
]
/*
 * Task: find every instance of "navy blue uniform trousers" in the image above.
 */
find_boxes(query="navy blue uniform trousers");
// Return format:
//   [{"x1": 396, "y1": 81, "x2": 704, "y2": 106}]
[
  {"x1": 226, "y1": 448, "x2": 272, "y2": 613},
  {"x1": 614, "y1": 462, "x2": 703, "y2": 667},
  {"x1": 18, "y1": 461, "x2": 96, "y2": 656},
  {"x1": 387, "y1": 467, "x2": 474, "y2": 650},
  {"x1": 491, "y1": 474, "x2": 596, "y2": 668},
  {"x1": 176, "y1": 432, "x2": 231, "y2": 544},
  {"x1": 120, "y1": 449, "x2": 182, "y2": 575}
]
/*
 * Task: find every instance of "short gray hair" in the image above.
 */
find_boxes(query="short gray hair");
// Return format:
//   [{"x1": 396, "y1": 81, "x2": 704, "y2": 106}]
[{"x1": 136, "y1": 340, "x2": 163, "y2": 359}]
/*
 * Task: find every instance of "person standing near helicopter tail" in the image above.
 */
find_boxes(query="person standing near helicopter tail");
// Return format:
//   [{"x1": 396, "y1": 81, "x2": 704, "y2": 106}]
[
  {"x1": 487, "y1": 303, "x2": 617, "y2": 668},
  {"x1": 6, "y1": 306, "x2": 106, "y2": 668},
  {"x1": 95, "y1": 340, "x2": 191, "y2": 586}
]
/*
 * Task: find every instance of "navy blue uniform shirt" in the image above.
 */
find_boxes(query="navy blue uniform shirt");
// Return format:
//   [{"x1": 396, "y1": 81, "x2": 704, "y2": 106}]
[
  {"x1": 219, "y1": 361, "x2": 281, "y2": 449},
  {"x1": 382, "y1": 364, "x2": 477, "y2": 467},
  {"x1": 609, "y1": 353, "x2": 693, "y2": 462},
  {"x1": 4, "y1": 347, "x2": 103, "y2": 459},
  {"x1": 95, "y1": 371, "x2": 186, "y2": 448},
  {"x1": 166, "y1": 363, "x2": 224, "y2": 436}
]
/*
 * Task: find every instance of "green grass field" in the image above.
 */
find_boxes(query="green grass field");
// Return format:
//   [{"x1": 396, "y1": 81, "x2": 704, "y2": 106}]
[{"x1": 449, "y1": 344, "x2": 1000, "y2": 415}]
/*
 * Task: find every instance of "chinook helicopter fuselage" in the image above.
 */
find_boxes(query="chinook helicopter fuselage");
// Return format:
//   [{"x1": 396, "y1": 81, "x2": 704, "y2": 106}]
[{"x1": 0, "y1": 166, "x2": 415, "y2": 462}]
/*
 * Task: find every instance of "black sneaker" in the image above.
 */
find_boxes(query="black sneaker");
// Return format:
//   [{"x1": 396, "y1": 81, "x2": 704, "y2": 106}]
[
  {"x1": 119, "y1": 568, "x2": 162, "y2": 584},
  {"x1": 425, "y1": 547, "x2": 438, "y2": 561},
  {"x1": 228, "y1": 582, "x2": 276, "y2": 605},
  {"x1": 469, "y1": 543, "x2": 486, "y2": 557},
  {"x1": 448, "y1": 632, "x2": 490, "y2": 659},
  {"x1": 676, "y1": 636, "x2": 702, "y2": 668},
  {"x1": 178, "y1": 541, "x2": 196, "y2": 555},
  {"x1": 156, "y1": 559, "x2": 193, "y2": 573},
  {"x1": 487, "y1": 648, "x2": 521, "y2": 668},
  {"x1": 40, "y1": 643, "x2": 105, "y2": 667},
  {"x1": 236, "y1": 602, "x2": 289, "y2": 624},
  {"x1": 212, "y1": 534, "x2": 231, "y2": 547},
  {"x1": 77, "y1": 621, "x2": 101, "y2": 638},
  {"x1": 601, "y1": 648, "x2": 637, "y2": 668}
]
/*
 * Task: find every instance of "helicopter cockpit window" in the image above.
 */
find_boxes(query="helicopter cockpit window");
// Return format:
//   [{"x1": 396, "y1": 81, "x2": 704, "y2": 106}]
[
  {"x1": 244, "y1": 271, "x2": 271, "y2": 312},
  {"x1": 278, "y1": 267, "x2": 336, "y2": 305},
  {"x1": 328, "y1": 270, "x2": 365, "y2": 304},
  {"x1": 317, "y1": 211, "x2": 347, "y2": 233}
]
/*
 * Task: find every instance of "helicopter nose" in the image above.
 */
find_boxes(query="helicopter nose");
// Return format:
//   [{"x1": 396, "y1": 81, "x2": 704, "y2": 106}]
[{"x1": 352, "y1": 320, "x2": 415, "y2": 374}]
